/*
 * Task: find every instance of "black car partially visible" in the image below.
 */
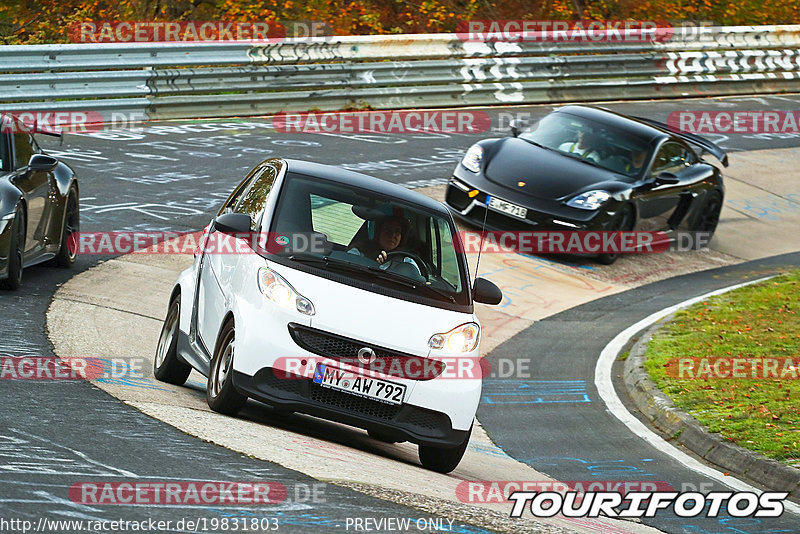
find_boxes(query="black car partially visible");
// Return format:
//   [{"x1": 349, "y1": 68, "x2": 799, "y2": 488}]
[
  {"x1": 0, "y1": 117, "x2": 79, "y2": 289},
  {"x1": 445, "y1": 105, "x2": 727, "y2": 264}
]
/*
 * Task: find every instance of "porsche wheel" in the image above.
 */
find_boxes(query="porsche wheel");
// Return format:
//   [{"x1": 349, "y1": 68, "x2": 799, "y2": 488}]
[
  {"x1": 692, "y1": 191, "x2": 722, "y2": 240},
  {"x1": 55, "y1": 188, "x2": 79, "y2": 267},
  {"x1": 1, "y1": 205, "x2": 24, "y2": 290},
  {"x1": 596, "y1": 204, "x2": 634, "y2": 265}
]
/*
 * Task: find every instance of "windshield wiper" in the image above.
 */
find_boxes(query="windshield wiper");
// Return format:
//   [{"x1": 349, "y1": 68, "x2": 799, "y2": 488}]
[
  {"x1": 565, "y1": 153, "x2": 605, "y2": 170},
  {"x1": 367, "y1": 266, "x2": 457, "y2": 303},
  {"x1": 288, "y1": 254, "x2": 456, "y2": 303},
  {"x1": 521, "y1": 138, "x2": 554, "y2": 151},
  {"x1": 288, "y1": 253, "x2": 371, "y2": 274},
  {"x1": 290, "y1": 253, "x2": 420, "y2": 286},
  {"x1": 418, "y1": 283, "x2": 457, "y2": 303}
]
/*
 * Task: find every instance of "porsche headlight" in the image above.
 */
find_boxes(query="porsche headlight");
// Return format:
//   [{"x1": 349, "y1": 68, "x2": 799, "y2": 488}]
[
  {"x1": 461, "y1": 144, "x2": 483, "y2": 173},
  {"x1": 429, "y1": 323, "x2": 480, "y2": 353},
  {"x1": 258, "y1": 267, "x2": 315, "y2": 315},
  {"x1": 566, "y1": 190, "x2": 611, "y2": 210}
]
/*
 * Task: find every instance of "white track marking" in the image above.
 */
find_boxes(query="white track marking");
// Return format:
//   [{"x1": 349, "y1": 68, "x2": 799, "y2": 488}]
[{"x1": 594, "y1": 276, "x2": 800, "y2": 515}]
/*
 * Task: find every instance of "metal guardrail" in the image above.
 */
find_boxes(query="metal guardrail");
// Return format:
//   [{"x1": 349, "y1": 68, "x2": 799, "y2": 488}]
[{"x1": 2, "y1": 25, "x2": 800, "y2": 121}]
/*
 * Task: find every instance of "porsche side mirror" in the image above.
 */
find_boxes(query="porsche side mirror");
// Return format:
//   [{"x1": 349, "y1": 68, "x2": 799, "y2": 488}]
[
  {"x1": 509, "y1": 119, "x2": 527, "y2": 138},
  {"x1": 654, "y1": 171, "x2": 680, "y2": 186},
  {"x1": 28, "y1": 154, "x2": 58, "y2": 172},
  {"x1": 213, "y1": 213, "x2": 252, "y2": 234},
  {"x1": 473, "y1": 277, "x2": 502, "y2": 305}
]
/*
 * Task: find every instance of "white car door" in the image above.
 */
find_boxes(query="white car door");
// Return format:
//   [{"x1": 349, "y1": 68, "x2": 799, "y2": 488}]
[{"x1": 197, "y1": 162, "x2": 278, "y2": 354}]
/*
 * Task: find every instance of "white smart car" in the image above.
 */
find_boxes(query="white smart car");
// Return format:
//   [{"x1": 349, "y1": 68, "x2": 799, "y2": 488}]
[{"x1": 154, "y1": 158, "x2": 502, "y2": 472}]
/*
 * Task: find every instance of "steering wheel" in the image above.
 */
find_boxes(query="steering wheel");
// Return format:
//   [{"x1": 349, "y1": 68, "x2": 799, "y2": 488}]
[{"x1": 383, "y1": 251, "x2": 429, "y2": 278}]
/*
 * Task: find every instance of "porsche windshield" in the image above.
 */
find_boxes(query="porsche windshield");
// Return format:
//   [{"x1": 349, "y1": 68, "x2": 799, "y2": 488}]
[
  {"x1": 520, "y1": 113, "x2": 652, "y2": 177},
  {"x1": 268, "y1": 173, "x2": 469, "y2": 305}
]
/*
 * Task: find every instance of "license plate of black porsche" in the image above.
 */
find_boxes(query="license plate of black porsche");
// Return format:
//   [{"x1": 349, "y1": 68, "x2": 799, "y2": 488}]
[
  {"x1": 488, "y1": 196, "x2": 528, "y2": 219},
  {"x1": 313, "y1": 364, "x2": 406, "y2": 405}
]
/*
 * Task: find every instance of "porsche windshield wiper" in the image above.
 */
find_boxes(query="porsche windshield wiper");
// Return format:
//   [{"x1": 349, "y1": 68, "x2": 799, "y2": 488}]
[
  {"x1": 565, "y1": 153, "x2": 604, "y2": 169},
  {"x1": 521, "y1": 138, "x2": 554, "y2": 151}
]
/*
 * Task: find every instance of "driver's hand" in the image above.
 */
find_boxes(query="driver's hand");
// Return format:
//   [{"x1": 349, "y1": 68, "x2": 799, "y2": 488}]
[{"x1": 376, "y1": 250, "x2": 388, "y2": 264}]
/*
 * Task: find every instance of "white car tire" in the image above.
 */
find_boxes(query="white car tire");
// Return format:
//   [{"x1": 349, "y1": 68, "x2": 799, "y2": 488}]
[{"x1": 206, "y1": 319, "x2": 248, "y2": 415}]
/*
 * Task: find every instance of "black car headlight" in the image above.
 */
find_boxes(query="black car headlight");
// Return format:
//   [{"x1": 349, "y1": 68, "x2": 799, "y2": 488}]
[{"x1": 566, "y1": 190, "x2": 611, "y2": 210}]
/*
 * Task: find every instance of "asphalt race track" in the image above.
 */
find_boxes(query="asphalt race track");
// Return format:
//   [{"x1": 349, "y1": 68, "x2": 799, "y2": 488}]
[{"x1": 3, "y1": 94, "x2": 800, "y2": 533}]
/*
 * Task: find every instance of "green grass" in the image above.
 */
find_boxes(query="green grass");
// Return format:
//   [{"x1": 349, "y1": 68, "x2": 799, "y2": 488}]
[{"x1": 644, "y1": 270, "x2": 800, "y2": 466}]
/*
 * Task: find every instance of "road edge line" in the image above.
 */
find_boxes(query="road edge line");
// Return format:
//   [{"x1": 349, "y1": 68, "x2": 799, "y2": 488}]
[
  {"x1": 594, "y1": 276, "x2": 800, "y2": 515},
  {"x1": 623, "y1": 315, "x2": 800, "y2": 501}
]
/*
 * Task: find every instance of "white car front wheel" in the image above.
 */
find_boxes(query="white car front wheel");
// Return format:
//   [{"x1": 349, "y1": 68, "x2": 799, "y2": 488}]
[{"x1": 206, "y1": 319, "x2": 247, "y2": 415}]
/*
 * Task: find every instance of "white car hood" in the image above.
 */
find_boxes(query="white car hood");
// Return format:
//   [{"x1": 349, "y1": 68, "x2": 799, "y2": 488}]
[{"x1": 269, "y1": 262, "x2": 473, "y2": 356}]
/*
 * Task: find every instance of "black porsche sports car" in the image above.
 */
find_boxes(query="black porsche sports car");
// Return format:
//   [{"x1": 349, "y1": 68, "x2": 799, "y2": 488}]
[
  {"x1": 445, "y1": 105, "x2": 727, "y2": 264},
  {"x1": 0, "y1": 119, "x2": 79, "y2": 289}
]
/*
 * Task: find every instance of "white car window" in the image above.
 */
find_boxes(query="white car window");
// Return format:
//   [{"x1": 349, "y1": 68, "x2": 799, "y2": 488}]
[
  {"x1": 310, "y1": 194, "x2": 363, "y2": 246},
  {"x1": 233, "y1": 163, "x2": 278, "y2": 230}
]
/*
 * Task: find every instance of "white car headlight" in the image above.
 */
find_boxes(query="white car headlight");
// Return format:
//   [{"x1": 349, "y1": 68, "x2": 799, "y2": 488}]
[
  {"x1": 428, "y1": 323, "x2": 480, "y2": 353},
  {"x1": 461, "y1": 144, "x2": 483, "y2": 173},
  {"x1": 566, "y1": 190, "x2": 611, "y2": 210},
  {"x1": 258, "y1": 267, "x2": 315, "y2": 315}
]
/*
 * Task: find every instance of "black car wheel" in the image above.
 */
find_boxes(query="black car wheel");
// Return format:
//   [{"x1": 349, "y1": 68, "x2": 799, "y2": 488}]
[
  {"x1": 418, "y1": 424, "x2": 472, "y2": 473},
  {"x1": 1, "y1": 205, "x2": 25, "y2": 290},
  {"x1": 207, "y1": 319, "x2": 248, "y2": 415},
  {"x1": 692, "y1": 191, "x2": 722, "y2": 239},
  {"x1": 596, "y1": 204, "x2": 635, "y2": 265},
  {"x1": 153, "y1": 294, "x2": 192, "y2": 385},
  {"x1": 55, "y1": 188, "x2": 79, "y2": 267}
]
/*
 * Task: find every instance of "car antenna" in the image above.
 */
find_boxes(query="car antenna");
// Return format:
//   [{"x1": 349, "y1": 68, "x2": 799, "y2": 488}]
[{"x1": 473, "y1": 195, "x2": 491, "y2": 280}]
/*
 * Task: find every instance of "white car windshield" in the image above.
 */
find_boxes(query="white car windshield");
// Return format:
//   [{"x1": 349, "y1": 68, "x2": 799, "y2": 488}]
[{"x1": 267, "y1": 173, "x2": 469, "y2": 305}]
